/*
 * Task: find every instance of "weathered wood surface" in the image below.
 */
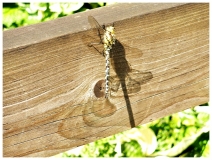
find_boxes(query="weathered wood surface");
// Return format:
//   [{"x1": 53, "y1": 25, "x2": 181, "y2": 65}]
[{"x1": 3, "y1": 3, "x2": 209, "y2": 157}]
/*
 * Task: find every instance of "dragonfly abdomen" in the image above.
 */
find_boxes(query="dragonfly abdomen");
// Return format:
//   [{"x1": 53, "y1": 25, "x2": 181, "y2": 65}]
[
  {"x1": 105, "y1": 49, "x2": 110, "y2": 98},
  {"x1": 103, "y1": 26, "x2": 115, "y2": 98}
]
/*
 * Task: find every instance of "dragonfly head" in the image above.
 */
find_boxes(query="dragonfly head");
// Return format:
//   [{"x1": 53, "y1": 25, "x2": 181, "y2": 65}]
[{"x1": 106, "y1": 26, "x2": 115, "y2": 34}]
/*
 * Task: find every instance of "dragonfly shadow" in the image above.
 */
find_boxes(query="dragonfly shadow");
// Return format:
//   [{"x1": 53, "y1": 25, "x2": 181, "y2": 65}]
[
  {"x1": 110, "y1": 40, "x2": 153, "y2": 128},
  {"x1": 110, "y1": 40, "x2": 135, "y2": 128}
]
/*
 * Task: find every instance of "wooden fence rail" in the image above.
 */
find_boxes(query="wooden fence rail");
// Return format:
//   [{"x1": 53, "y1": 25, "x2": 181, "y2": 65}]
[{"x1": 3, "y1": 3, "x2": 209, "y2": 157}]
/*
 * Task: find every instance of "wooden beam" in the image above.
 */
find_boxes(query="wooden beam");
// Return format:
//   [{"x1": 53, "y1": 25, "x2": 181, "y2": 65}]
[{"x1": 3, "y1": 3, "x2": 209, "y2": 157}]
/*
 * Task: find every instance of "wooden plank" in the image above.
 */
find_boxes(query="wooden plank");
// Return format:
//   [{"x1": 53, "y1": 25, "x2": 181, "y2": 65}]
[{"x1": 3, "y1": 3, "x2": 209, "y2": 157}]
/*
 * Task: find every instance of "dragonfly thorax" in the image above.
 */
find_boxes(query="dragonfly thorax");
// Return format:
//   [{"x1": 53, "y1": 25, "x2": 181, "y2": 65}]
[{"x1": 103, "y1": 26, "x2": 116, "y2": 50}]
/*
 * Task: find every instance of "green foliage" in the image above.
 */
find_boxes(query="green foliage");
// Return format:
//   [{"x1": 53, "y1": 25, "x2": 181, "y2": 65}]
[
  {"x1": 80, "y1": 135, "x2": 117, "y2": 157},
  {"x1": 148, "y1": 107, "x2": 209, "y2": 157},
  {"x1": 3, "y1": 2, "x2": 107, "y2": 30}
]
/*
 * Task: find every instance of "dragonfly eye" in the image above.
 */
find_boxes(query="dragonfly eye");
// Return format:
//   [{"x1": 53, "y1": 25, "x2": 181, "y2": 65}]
[{"x1": 102, "y1": 24, "x2": 106, "y2": 30}]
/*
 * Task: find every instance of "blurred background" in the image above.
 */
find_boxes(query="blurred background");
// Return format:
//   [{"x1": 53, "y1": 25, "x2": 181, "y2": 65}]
[
  {"x1": 3, "y1": 2, "x2": 112, "y2": 30},
  {"x1": 3, "y1": 2, "x2": 210, "y2": 157}
]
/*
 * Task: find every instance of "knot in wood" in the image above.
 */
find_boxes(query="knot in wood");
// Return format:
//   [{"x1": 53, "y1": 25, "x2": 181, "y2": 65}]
[{"x1": 94, "y1": 80, "x2": 105, "y2": 98}]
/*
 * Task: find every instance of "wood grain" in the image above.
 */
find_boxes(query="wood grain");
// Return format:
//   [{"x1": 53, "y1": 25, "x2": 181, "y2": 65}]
[{"x1": 3, "y1": 3, "x2": 209, "y2": 157}]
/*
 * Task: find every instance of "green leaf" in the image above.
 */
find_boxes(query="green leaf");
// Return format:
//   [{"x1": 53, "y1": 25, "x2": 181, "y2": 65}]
[
  {"x1": 121, "y1": 140, "x2": 143, "y2": 157},
  {"x1": 202, "y1": 140, "x2": 210, "y2": 157},
  {"x1": 150, "y1": 125, "x2": 209, "y2": 157},
  {"x1": 3, "y1": 7, "x2": 28, "y2": 28}
]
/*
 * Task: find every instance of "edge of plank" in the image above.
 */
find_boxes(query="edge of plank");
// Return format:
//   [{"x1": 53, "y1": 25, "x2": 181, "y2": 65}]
[{"x1": 3, "y1": 3, "x2": 186, "y2": 51}]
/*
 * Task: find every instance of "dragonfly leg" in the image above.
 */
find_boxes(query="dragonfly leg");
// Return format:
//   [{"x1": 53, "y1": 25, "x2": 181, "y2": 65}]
[{"x1": 88, "y1": 43, "x2": 105, "y2": 57}]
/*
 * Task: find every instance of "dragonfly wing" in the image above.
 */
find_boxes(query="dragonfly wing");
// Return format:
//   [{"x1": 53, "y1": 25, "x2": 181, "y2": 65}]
[
  {"x1": 88, "y1": 16, "x2": 101, "y2": 29},
  {"x1": 88, "y1": 16, "x2": 104, "y2": 39},
  {"x1": 121, "y1": 42, "x2": 144, "y2": 57},
  {"x1": 128, "y1": 69, "x2": 153, "y2": 84},
  {"x1": 109, "y1": 76, "x2": 121, "y2": 92},
  {"x1": 109, "y1": 69, "x2": 153, "y2": 96},
  {"x1": 125, "y1": 76, "x2": 141, "y2": 94},
  {"x1": 92, "y1": 98, "x2": 116, "y2": 117}
]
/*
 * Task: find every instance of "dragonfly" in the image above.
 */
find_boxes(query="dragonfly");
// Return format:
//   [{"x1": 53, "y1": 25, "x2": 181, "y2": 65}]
[
  {"x1": 87, "y1": 15, "x2": 116, "y2": 99},
  {"x1": 85, "y1": 16, "x2": 153, "y2": 99}
]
